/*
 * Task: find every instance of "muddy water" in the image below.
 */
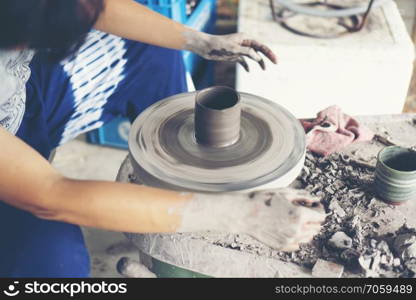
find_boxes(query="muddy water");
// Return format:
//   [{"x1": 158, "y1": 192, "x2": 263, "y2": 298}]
[{"x1": 384, "y1": 152, "x2": 416, "y2": 172}]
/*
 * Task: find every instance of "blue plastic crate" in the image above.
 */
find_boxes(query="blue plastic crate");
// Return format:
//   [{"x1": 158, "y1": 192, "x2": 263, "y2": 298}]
[
  {"x1": 136, "y1": 0, "x2": 187, "y2": 23},
  {"x1": 136, "y1": 0, "x2": 217, "y2": 74},
  {"x1": 87, "y1": 0, "x2": 216, "y2": 149},
  {"x1": 87, "y1": 116, "x2": 131, "y2": 149},
  {"x1": 183, "y1": 0, "x2": 216, "y2": 74}
]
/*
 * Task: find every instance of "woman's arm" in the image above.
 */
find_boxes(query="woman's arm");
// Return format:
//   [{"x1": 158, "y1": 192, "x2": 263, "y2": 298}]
[
  {"x1": 0, "y1": 127, "x2": 189, "y2": 233},
  {"x1": 95, "y1": 0, "x2": 277, "y2": 71},
  {"x1": 95, "y1": 0, "x2": 187, "y2": 50},
  {"x1": 0, "y1": 126, "x2": 324, "y2": 250}
]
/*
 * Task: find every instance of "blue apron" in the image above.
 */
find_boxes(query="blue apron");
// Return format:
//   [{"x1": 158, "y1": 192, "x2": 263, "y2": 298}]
[{"x1": 0, "y1": 31, "x2": 187, "y2": 277}]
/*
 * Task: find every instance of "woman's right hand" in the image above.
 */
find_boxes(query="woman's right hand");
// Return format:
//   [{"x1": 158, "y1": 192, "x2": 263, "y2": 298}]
[
  {"x1": 239, "y1": 189, "x2": 326, "y2": 251},
  {"x1": 179, "y1": 188, "x2": 326, "y2": 252}
]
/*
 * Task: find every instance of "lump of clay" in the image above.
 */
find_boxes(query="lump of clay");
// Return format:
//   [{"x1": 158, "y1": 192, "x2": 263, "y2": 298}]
[
  {"x1": 405, "y1": 259, "x2": 416, "y2": 274},
  {"x1": 328, "y1": 231, "x2": 353, "y2": 250},
  {"x1": 394, "y1": 234, "x2": 416, "y2": 260},
  {"x1": 340, "y1": 248, "x2": 360, "y2": 266}
]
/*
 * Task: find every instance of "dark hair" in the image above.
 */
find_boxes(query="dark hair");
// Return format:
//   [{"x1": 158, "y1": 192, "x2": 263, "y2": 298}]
[{"x1": 0, "y1": 0, "x2": 104, "y2": 61}]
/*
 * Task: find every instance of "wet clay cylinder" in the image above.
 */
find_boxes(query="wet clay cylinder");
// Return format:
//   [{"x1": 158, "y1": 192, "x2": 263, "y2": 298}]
[{"x1": 195, "y1": 86, "x2": 241, "y2": 148}]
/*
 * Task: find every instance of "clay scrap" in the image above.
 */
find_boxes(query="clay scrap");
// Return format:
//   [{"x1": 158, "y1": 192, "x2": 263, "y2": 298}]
[{"x1": 197, "y1": 152, "x2": 416, "y2": 278}]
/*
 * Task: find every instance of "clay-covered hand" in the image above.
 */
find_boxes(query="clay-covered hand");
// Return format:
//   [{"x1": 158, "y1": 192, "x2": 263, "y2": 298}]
[
  {"x1": 183, "y1": 31, "x2": 277, "y2": 71},
  {"x1": 239, "y1": 189, "x2": 326, "y2": 251},
  {"x1": 179, "y1": 188, "x2": 326, "y2": 252}
]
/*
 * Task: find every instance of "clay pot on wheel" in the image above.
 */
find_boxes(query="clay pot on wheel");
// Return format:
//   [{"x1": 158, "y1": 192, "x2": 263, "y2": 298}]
[{"x1": 127, "y1": 86, "x2": 306, "y2": 192}]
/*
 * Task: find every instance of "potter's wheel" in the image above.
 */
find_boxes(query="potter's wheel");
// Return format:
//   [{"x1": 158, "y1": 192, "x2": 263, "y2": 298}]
[
  {"x1": 120, "y1": 87, "x2": 308, "y2": 277},
  {"x1": 128, "y1": 88, "x2": 306, "y2": 192}
]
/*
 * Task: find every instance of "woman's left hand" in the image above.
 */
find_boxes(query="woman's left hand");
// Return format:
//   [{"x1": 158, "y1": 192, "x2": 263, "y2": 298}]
[{"x1": 183, "y1": 31, "x2": 277, "y2": 72}]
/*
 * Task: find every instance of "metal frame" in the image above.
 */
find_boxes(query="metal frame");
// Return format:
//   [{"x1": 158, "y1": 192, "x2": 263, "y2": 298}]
[{"x1": 269, "y1": 0, "x2": 377, "y2": 39}]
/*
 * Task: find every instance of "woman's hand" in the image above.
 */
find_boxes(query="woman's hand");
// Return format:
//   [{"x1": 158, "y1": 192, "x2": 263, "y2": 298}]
[
  {"x1": 179, "y1": 188, "x2": 326, "y2": 252},
  {"x1": 96, "y1": 1, "x2": 276, "y2": 71},
  {"x1": 183, "y1": 31, "x2": 277, "y2": 72},
  {"x1": 240, "y1": 189, "x2": 326, "y2": 251}
]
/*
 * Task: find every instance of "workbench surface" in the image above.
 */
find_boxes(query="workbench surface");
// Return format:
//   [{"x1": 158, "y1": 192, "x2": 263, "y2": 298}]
[{"x1": 119, "y1": 113, "x2": 416, "y2": 278}]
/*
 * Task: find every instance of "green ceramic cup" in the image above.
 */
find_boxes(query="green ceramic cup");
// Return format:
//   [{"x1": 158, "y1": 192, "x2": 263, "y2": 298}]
[{"x1": 375, "y1": 146, "x2": 416, "y2": 205}]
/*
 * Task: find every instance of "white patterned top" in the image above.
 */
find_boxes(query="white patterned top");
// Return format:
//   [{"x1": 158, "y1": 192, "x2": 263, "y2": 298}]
[{"x1": 0, "y1": 49, "x2": 34, "y2": 134}]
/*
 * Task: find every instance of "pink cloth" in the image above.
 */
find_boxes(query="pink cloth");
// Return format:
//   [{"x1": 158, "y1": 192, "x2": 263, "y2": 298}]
[{"x1": 300, "y1": 106, "x2": 374, "y2": 157}]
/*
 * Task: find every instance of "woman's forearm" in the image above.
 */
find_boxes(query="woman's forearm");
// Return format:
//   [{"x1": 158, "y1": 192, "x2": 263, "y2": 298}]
[
  {"x1": 95, "y1": 0, "x2": 191, "y2": 50},
  {"x1": 94, "y1": 0, "x2": 277, "y2": 70},
  {"x1": 47, "y1": 178, "x2": 192, "y2": 233},
  {"x1": 0, "y1": 126, "x2": 194, "y2": 234}
]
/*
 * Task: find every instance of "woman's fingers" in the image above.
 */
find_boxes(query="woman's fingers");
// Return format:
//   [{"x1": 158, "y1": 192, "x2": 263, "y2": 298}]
[
  {"x1": 281, "y1": 227, "x2": 322, "y2": 252},
  {"x1": 292, "y1": 198, "x2": 322, "y2": 208},
  {"x1": 237, "y1": 56, "x2": 250, "y2": 72},
  {"x1": 241, "y1": 39, "x2": 278, "y2": 64},
  {"x1": 241, "y1": 48, "x2": 266, "y2": 70},
  {"x1": 299, "y1": 206, "x2": 327, "y2": 225}
]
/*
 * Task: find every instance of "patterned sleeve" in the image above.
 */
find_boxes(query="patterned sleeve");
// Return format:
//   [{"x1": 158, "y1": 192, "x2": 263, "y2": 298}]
[{"x1": 0, "y1": 49, "x2": 34, "y2": 134}]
